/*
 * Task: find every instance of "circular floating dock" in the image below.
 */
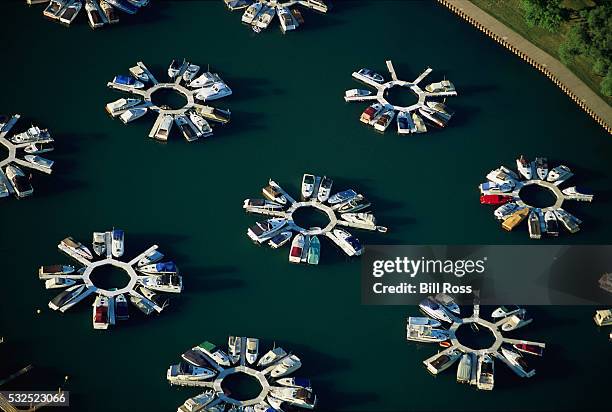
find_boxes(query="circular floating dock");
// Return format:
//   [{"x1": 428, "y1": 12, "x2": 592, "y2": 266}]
[
  {"x1": 243, "y1": 173, "x2": 388, "y2": 265},
  {"x1": 224, "y1": 0, "x2": 329, "y2": 34},
  {"x1": 0, "y1": 114, "x2": 55, "y2": 200},
  {"x1": 479, "y1": 155, "x2": 594, "y2": 238},
  {"x1": 38, "y1": 229, "x2": 183, "y2": 330},
  {"x1": 344, "y1": 60, "x2": 458, "y2": 134},
  {"x1": 28, "y1": 0, "x2": 151, "y2": 29},
  {"x1": 167, "y1": 336, "x2": 317, "y2": 411},
  {"x1": 106, "y1": 60, "x2": 232, "y2": 143},
  {"x1": 407, "y1": 297, "x2": 545, "y2": 390}
]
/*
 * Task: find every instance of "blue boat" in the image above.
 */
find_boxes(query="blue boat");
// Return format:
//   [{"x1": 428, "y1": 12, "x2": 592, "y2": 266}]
[{"x1": 112, "y1": 75, "x2": 144, "y2": 89}]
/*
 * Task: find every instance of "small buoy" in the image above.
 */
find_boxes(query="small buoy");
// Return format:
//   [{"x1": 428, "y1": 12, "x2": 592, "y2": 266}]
[
  {"x1": 36, "y1": 309, "x2": 41, "y2": 314},
  {"x1": 64, "y1": 375, "x2": 69, "y2": 381}
]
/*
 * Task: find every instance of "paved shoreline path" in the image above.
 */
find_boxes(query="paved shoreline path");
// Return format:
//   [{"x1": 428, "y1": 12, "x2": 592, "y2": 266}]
[{"x1": 437, "y1": 0, "x2": 612, "y2": 134}]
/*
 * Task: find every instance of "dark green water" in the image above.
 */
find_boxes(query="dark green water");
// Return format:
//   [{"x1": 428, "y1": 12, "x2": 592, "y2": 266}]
[{"x1": 1, "y1": 1, "x2": 611, "y2": 411}]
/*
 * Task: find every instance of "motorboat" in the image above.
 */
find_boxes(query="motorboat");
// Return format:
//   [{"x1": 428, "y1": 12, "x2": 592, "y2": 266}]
[
  {"x1": 487, "y1": 166, "x2": 519, "y2": 185},
  {"x1": 544, "y1": 210, "x2": 559, "y2": 236},
  {"x1": 359, "y1": 103, "x2": 383, "y2": 124},
  {"x1": 196, "y1": 341, "x2": 231, "y2": 367},
  {"x1": 270, "y1": 354, "x2": 302, "y2": 378},
  {"x1": 115, "y1": 293, "x2": 129, "y2": 321},
  {"x1": 516, "y1": 155, "x2": 533, "y2": 180},
  {"x1": 268, "y1": 231, "x2": 293, "y2": 249},
  {"x1": 177, "y1": 390, "x2": 216, "y2": 412},
  {"x1": 195, "y1": 82, "x2": 232, "y2": 101},
  {"x1": 317, "y1": 176, "x2": 333, "y2": 202},
  {"x1": 166, "y1": 362, "x2": 216, "y2": 382},
  {"x1": 425, "y1": 80, "x2": 455, "y2": 93},
  {"x1": 182, "y1": 64, "x2": 201, "y2": 84},
  {"x1": 92, "y1": 232, "x2": 106, "y2": 256},
  {"x1": 355, "y1": 68, "x2": 385, "y2": 83},
  {"x1": 426, "y1": 101, "x2": 454, "y2": 119},
  {"x1": 499, "y1": 346, "x2": 535, "y2": 377},
  {"x1": 106, "y1": 0, "x2": 138, "y2": 14},
  {"x1": 328, "y1": 189, "x2": 357, "y2": 205},
  {"x1": 137, "y1": 249, "x2": 164, "y2": 267},
  {"x1": 60, "y1": 237, "x2": 93, "y2": 260},
  {"x1": 277, "y1": 377, "x2": 311, "y2": 390},
  {"x1": 228, "y1": 336, "x2": 242, "y2": 364},
  {"x1": 501, "y1": 207, "x2": 530, "y2": 231},
  {"x1": 10, "y1": 126, "x2": 51, "y2": 144},
  {"x1": 301, "y1": 173, "x2": 315, "y2": 200},
  {"x1": 175, "y1": 115, "x2": 199, "y2": 142},
  {"x1": 479, "y1": 181, "x2": 513, "y2": 194},
  {"x1": 425, "y1": 349, "x2": 461, "y2": 375},
  {"x1": 397, "y1": 110, "x2": 416, "y2": 134},
  {"x1": 269, "y1": 386, "x2": 316, "y2": 409},
  {"x1": 246, "y1": 337, "x2": 259, "y2": 364},
  {"x1": 92, "y1": 295, "x2": 110, "y2": 330},
  {"x1": 45, "y1": 277, "x2": 76, "y2": 290},
  {"x1": 528, "y1": 210, "x2": 542, "y2": 239},
  {"x1": 38, "y1": 265, "x2": 75, "y2": 278},
  {"x1": 241, "y1": 1, "x2": 264, "y2": 24},
  {"x1": 554, "y1": 208, "x2": 580, "y2": 233},
  {"x1": 111, "y1": 229, "x2": 124, "y2": 257},
  {"x1": 168, "y1": 58, "x2": 186, "y2": 79},
  {"x1": 535, "y1": 157, "x2": 548, "y2": 180},
  {"x1": 248, "y1": 218, "x2": 287, "y2": 243},
  {"x1": 337, "y1": 195, "x2": 370, "y2": 213},
  {"x1": 48, "y1": 284, "x2": 87, "y2": 311},
  {"x1": 23, "y1": 155, "x2": 53, "y2": 171},
  {"x1": 24, "y1": 142, "x2": 54, "y2": 155},
  {"x1": 501, "y1": 310, "x2": 532, "y2": 331},
  {"x1": 112, "y1": 75, "x2": 144, "y2": 89},
  {"x1": 129, "y1": 293, "x2": 156, "y2": 315},
  {"x1": 492, "y1": 305, "x2": 522, "y2": 318},
  {"x1": 344, "y1": 89, "x2": 371, "y2": 101},
  {"x1": 407, "y1": 317, "x2": 442, "y2": 328},
  {"x1": 340, "y1": 212, "x2": 375, "y2": 226},
  {"x1": 374, "y1": 109, "x2": 396, "y2": 132},
  {"x1": 512, "y1": 343, "x2": 544, "y2": 357},
  {"x1": 304, "y1": 0, "x2": 328, "y2": 13},
  {"x1": 418, "y1": 297, "x2": 453, "y2": 323},
  {"x1": 43, "y1": 0, "x2": 66, "y2": 19},
  {"x1": 181, "y1": 348, "x2": 216, "y2": 369},
  {"x1": 196, "y1": 106, "x2": 231, "y2": 124},
  {"x1": 120, "y1": 107, "x2": 147, "y2": 124},
  {"x1": 258, "y1": 347, "x2": 287, "y2": 368},
  {"x1": 307, "y1": 236, "x2": 320, "y2": 265},
  {"x1": 411, "y1": 113, "x2": 427, "y2": 133},
  {"x1": 59, "y1": 0, "x2": 82, "y2": 25},
  {"x1": 456, "y1": 353, "x2": 472, "y2": 384},
  {"x1": 289, "y1": 234, "x2": 305, "y2": 263},
  {"x1": 105, "y1": 97, "x2": 142, "y2": 116},
  {"x1": 154, "y1": 114, "x2": 174, "y2": 141},
  {"x1": 188, "y1": 111, "x2": 213, "y2": 137},
  {"x1": 189, "y1": 72, "x2": 222, "y2": 89},
  {"x1": 561, "y1": 186, "x2": 594, "y2": 202},
  {"x1": 243, "y1": 198, "x2": 284, "y2": 211},
  {"x1": 254, "y1": 5, "x2": 276, "y2": 30},
  {"x1": 546, "y1": 165, "x2": 573, "y2": 184},
  {"x1": 418, "y1": 107, "x2": 446, "y2": 128},
  {"x1": 406, "y1": 324, "x2": 450, "y2": 343},
  {"x1": 476, "y1": 354, "x2": 494, "y2": 391},
  {"x1": 129, "y1": 65, "x2": 149, "y2": 83},
  {"x1": 100, "y1": 1, "x2": 119, "y2": 24},
  {"x1": 494, "y1": 202, "x2": 520, "y2": 220},
  {"x1": 593, "y1": 309, "x2": 612, "y2": 327},
  {"x1": 434, "y1": 293, "x2": 460, "y2": 315},
  {"x1": 330, "y1": 228, "x2": 363, "y2": 256},
  {"x1": 138, "y1": 261, "x2": 179, "y2": 275}
]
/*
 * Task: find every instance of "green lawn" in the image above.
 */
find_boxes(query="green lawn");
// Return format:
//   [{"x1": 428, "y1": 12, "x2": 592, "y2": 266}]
[{"x1": 469, "y1": 0, "x2": 611, "y2": 105}]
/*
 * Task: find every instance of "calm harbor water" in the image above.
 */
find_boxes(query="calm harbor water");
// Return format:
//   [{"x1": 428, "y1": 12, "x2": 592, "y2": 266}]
[{"x1": 1, "y1": 1, "x2": 611, "y2": 411}]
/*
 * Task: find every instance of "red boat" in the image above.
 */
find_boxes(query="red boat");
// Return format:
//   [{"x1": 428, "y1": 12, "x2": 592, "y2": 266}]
[
  {"x1": 480, "y1": 194, "x2": 512, "y2": 205},
  {"x1": 513, "y1": 343, "x2": 544, "y2": 357}
]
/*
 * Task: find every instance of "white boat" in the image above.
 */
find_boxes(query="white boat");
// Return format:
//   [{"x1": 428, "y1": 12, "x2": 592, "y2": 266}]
[
  {"x1": 248, "y1": 218, "x2": 287, "y2": 243},
  {"x1": 343, "y1": 89, "x2": 371, "y2": 102},
  {"x1": 129, "y1": 66, "x2": 150, "y2": 83},
  {"x1": 425, "y1": 80, "x2": 455, "y2": 93},
  {"x1": 501, "y1": 310, "x2": 532, "y2": 331},
  {"x1": 38, "y1": 264, "x2": 75, "y2": 278},
  {"x1": 115, "y1": 293, "x2": 129, "y2": 321},
  {"x1": 111, "y1": 229, "x2": 124, "y2": 258},
  {"x1": 270, "y1": 354, "x2": 302, "y2": 378},
  {"x1": 516, "y1": 155, "x2": 533, "y2": 180},
  {"x1": 593, "y1": 309, "x2": 612, "y2": 327},
  {"x1": 168, "y1": 58, "x2": 186, "y2": 79},
  {"x1": 5, "y1": 165, "x2": 33, "y2": 198},
  {"x1": 535, "y1": 157, "x2": 548, "y2": 180},
  {"x1": 92, "y1": 232, "x2": 106, "y2": 256},
  {"x1": 406, "y1": 324, "x2": 450, "y2": 343},
  {"x1": 92, "y1": 295, "x2": 110, "y2": 330},
  {"x1": 60, "y1": 237, "x2": 93, "y2": 260},
  {"x1": 491, "y1": 305, "x2": 521, "y2": 318},
  {"x1": 476, "y1": 354, "x2": 494, "y2": 391},
  {"x1": 340, "y1": 212, "x2": 375, "y2": 225},
  {"x1": 328, "y1": 189, "x2": 357, "y2": 205},
  {"x1": 59, "y1": 0, "x2": 82, "y2": 25},
  {"x1": 554, "y1": 208, "x2": 580, "y2": 233},
  {"x1": 546, "y1": 165, "x2": 573, "y2": 184},
  {"x1": 374, "y1": 109, "x2": 396, "y2": 132},
  {"x1": 337, "y1": 195, "x2": 370, "y2": 213},
  {"x1": 120, "y1": 107, "x2": 147, "y2": 124},
  {"x1": 242, "y1": 1, "x2": 264, "y2": 24},
  {"x1": 396, "y1": 110, "x2": 416, "y2": 134},
  {"x1": 44, "y1": 0, "x2": 68, "y2": 20},
  {"x1": 243, "y1": 198, "x2": 284, "y2": 211},
  {"x1": 278, "y1": 5, "x2": 298, "y2": 32},
  {"x1": 289, "y1": 234, "x2": 305, "y2": 263},
  {"x1": 99, "y1": 1, "x2": 119, "y2": 24},
  {"x1": 254, "y1": 5, "x2": 276, "y2": 29},
  {"x1": 418, "y1": 107, "x2": 446, "y2": 128},
  {"x1": 434, "y1": 293, "x2": 460, "y2": 315},
  {"x1": 269, "y1": 386, "x2": 316, "y2": 409},
  {"x1": 408, "y1": 317, "x2": 442, "y2": 328},
  {"x1": 154, "y1": 114, "x2": 174, "y2": 141},
  {"x1": 177, "y1": 390, "x2": 216, "y2": 412},
  {"x1": 105, "y1": 98, "x2": 142, "y2": 116},
  {"x1": 182, "y1": 64, "x2": 201, "y2": 84},
  {"x1": 544, "y1": 210, "x2": 559, "y2": 236},
  {"x1": 317, "y1": 176, "x2": 333, "y2": 202},
  {"x1": 418, "y1": 297, "x2": 453, "y2": 323},
  {"x1": 355, "y1": 68, "x2": 384, "y2": 83},
  {"x1": 262, "y1": 184, "x2": 287, "y2": 205},
  {"x1": 23, "y1": 155, "x2": 53, "y2": 171},
  {"x1": 196, "y1": 341, "x2": 231, "y2": 367},
  {"x1": 189, "y1": 72, "x2": 222, "y2": 89},
  {"x1": 174, "y1": 115, "x2": 199, "y2": 142},
  {"x1": 486, "y1": 166, "x2": 519, "y2": 186},
  {"x1": 331, "y1": 228, "x2": 363, "y2": 256},
  {"x1": 45, "y1": 277, "x2": 76, "y2": 290},
  {"x1": 48, "y1": 284, "x2": 86, "y2": 311},
  {"x1": 228, "y1": 336, "x2": 242, "y2": 365},
  {"x1": 138, "y1": 261, "x2": 179, "y2": 274},
  {"x1": 360, "y1": 103, "x2": 383, "y2": 124},
  {"x1": 166, "y1": 362, "x2": 216, "y2": 382},
  {"x1": 561, "y1": 186, "x2": 594, "y2": 202},
  {"x1": 111, "y1": 75, "x2": 144, "y2": 89},
  {"x1": 188, "y1": 111, "x2": 213, "y2": 137},
  {"x1": 246, "y1": 337, "x2": 259, "y2": 364},
  {"x1": 528, "y1": 210, "x2": 542, "y2": 239},
  {"x1": 426, "y1": 101, "x2": 454, "y2": 119},
  {"x1": 129, "y1": 293, "x2": 156, "y2": 315},
  {"x1": 500, "y1": 346, "x2": 535, "y2": 377},
  {"x1": 10, "y1": 126, "x2": 51, "y2": 144},
  {"x1": 411, "y1": 113, "x2": 427, "y2": 133},
  {"x1": 195, "y1": 82, "x2": 232, "y2": 101},
  {"x1": 23, "y1": 142, "x2": 54, "y2": 155},
  {"x1": 268, "y1": 231, "x2": 293, "y2": 249},
  {"x1": 301, "y1": 174, "x2": 315, "y2": 200},
  {"x1": 425, "y1": 349, "x2": 461, "y2": 375},
  {"x1": 137, "y1": 249, "x2": 164, "y2": 267},
  {"x1": 456, "y1": 353, "x2": 472, "y2": 384},
  {"x1": 258, "y1": 347, "x2": 287, "y2": 368}
]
